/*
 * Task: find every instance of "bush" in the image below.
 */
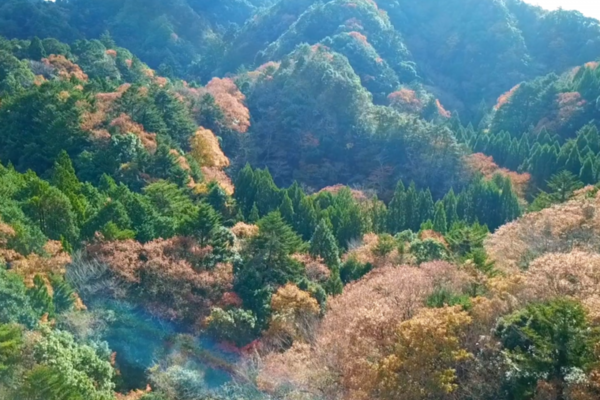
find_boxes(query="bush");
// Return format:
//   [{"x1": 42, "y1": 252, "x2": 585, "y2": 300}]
[
  {"x1": 204, "y1": 308, "x2": 257, "y2": 347},
  {"x1": 410, "y1": 238, "x2": 448, "y2": 264},
  {"x1": 340, "y1": 256, "x2": 373, "y2": 284},
  {"x1": 426, "y1": 287, "x2": 472, "y2": 311}
]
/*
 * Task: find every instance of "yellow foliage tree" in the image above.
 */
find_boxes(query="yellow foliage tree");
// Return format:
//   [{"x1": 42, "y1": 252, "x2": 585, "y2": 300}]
[
  {"x1": 375, "y1": 306, "x2": 472, "y2": 400},
  {"x1": 189, "y1": 128, "x2": 230, "y2": 169},
  {"x1": 265, "y1": 283, "x2": 320, "y2": 349}
]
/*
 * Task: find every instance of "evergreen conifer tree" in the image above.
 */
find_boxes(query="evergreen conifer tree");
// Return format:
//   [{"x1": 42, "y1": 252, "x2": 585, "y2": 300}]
[
  {"x1": 579, "y1": 156, "x2": 597, "y2": 185},
  {"x1": 419, "y1": 189, "x2": 435, "y2": 224},
  {"x1": 404, "y1": 183, "x2": 419, "y2": 231},
  {"x1": 433, "y1": 202, "x2": 448, "y2": 233},
  {"x1": 248, "y1": 203, "x2": 260, "y2": 223},
  {"x1": 279, "y1": 192, "x2": 295, "y2": 227},
  {"x1": 234, "y1": 164, "x2": 256, "y2": 217},
  {"x1": 387, "y1": 181, "x2": 406, "y2": 233},
  {"x1": 309, "y1": 219, "x2": 340, "y2": 268},
  {"x1": 296, "y1": 197, "x2": 318, "y2": 241}
]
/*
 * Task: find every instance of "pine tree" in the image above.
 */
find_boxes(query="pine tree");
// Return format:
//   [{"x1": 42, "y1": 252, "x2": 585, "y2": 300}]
[
  {"x1": 404, "y1": 182, "x2": 419, "y2": 231},
  {"x1": 234, "y1": 164, "x2": 256, "y2": 217},
  {"x1": 433, "y1": 202, "x2": 448, "y2": 233},
  {"x1": 254, "y1": 168, "x2": 281, "y2": 217},
  {"x1": 579, "y1": 156, "x2": 597, "y2": 185},
  {"x1": 51, "y1": 151, "x2": 81, "y2": 194},
  {"x1": 206, "y1": 182, "x2": 229, "y2": 216},
  {"x1": 52, "y1": 151, "x2": 89, "y2": 224},
  {"x1": 184, "y1": 203, "x2": 220, "y2": 247},
  {"x1": 296, "y1": 196, "x2": 318, "y2": 241},
  {"x1": 248, "y1": 203, "x2": 260, "y2": 223},
  {"x1": 324, "y1": 267, "x2": 343, "y2": 295},
  {"x1": 309, "y1": 219, "x2": 340, "y2": 268},
  {"x1": 547, "y1": 171, "x2": 584, "y2": 203},
  {"x1": 287, "y1": 181, "x2": 305, "y2": 211},
  {"x1": 583, "y1": 124, "x2": 600, "y2": 153},
  {"x1": 387, "y1": 181, "x2": 406, "y2": 233},
  {"x1": 564, "y1": 146, "x2": 583, "y2": 176},
  {"x1": 419, "y1": 189, "x2": 435, "y2": 224},
  {"x1": 234, "y1": 212, "x2": 304, "y2": 321},
  {"x1": 369, "y1": 197, "x2": 388, "y2": 234},
  {"x1": 279, "y1": 192, "x2": 295, "y2": 227},
  {"x1": 443, "y1": 189, "x2": 459, "y2": 227},
  {"x1": 500, "y1": 178, "x2": 521, "y2": 226}
]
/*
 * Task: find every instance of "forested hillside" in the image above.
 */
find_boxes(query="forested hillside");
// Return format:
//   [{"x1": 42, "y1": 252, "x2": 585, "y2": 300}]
[{"x1": 0, "y1": 0, "x2": 600, "y2": 399}]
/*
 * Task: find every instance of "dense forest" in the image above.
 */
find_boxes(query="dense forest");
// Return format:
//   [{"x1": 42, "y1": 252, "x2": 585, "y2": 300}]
[{"x1": 1, "y1": 0, "x2": 600, "y2": 399}]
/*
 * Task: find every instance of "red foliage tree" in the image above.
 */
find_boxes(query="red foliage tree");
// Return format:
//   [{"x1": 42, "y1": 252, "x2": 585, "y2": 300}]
[
  {"x1": 205, "y1": 78, "x2": 251, "y2": 133},
  {"x1": 85, "y1": 237, "x2": 232, "y2": 326}
]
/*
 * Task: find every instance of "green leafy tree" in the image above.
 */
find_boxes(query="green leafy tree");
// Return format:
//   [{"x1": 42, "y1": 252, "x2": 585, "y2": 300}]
[
  {"x1": 495, "y1": 298, "x2": 600, "y2": 400},
  {"x1": 0, "y1": 268, "x2": 38, "y2": 327},
  {"x1": 372, "y1": 233, "x2": 396, "y2": 259},
  {"x1": 23, "y1": 328, "x2": 115, "y2": 400},
  {"x1": 28, "y1": 37, "x2": 46, "y2": 60},
  {"x1": 20, "y1": 176, "x2": 79, "y2": 243},
  {"x1": 205, "y1": 308, "x2": 258, "y2": 347},
  {"x1": 340, "y1": 257, "x2": 373, "y2": 284},
  {"x1": 410, "y1": 238, "x2": 448, "y2": 264}
]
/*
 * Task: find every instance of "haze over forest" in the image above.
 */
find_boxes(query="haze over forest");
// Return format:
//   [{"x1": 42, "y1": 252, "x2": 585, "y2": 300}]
[{"x1": 1, "y1": 1, "x2": 600, "y2": 400}]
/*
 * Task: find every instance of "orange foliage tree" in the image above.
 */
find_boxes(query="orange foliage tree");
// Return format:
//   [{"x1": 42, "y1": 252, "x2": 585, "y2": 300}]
[
  {"x1": 388, "y1": 89, "x2": 423, "y2": 113},
  {"x1": 110, "y1": 113, "x2": 158, "y2": 153},
  {"x1": 42, "y1": 55, "x2": 88, "y2": 82},
  {"x1": 85, "y1": 237, "x2": 232, "y2": 326},
  {"x1": 435, "y1": 99, "x2": 451, "y2": 118},
  {"x1": 258, "y1": 263, "x2": 470, "y2": 400},
  {"x1": 495, "y1": 84, "x2": 521, "y2": 110}
]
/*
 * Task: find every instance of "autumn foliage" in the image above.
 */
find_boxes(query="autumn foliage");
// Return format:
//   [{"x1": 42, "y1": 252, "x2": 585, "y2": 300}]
[
  {"x1": 388, "y1": 88, "x2": 423, "y2": 113},
  {"x1": 486, "y1": 192, "x2": 600, "y2": 274},
  {"x1": 85, "y1": 237, "x2": 232, "y2": 325},
  {"x1": 258, "y1": 263, "x2": 471, "y2": 400},
  {"x1": 205, "y1": 77, "x2": 250, "y2": 133},
  {"x1": 42, "y1": 54, "x2": 88, "y2": 82},
  {"x1": 464, "y1": 153, "x2": 531, "y2": 196},
  {"x1": 189, "y1": 128, "x2": 229, "y2": 168},
  {"x1": 494, "y1": 84, "x2": 520, "y2": 110},
  {"x1": 435, "y1": 99, "x2": 451, "y2": 118},
  {"x1": 110, "y1": 113, "x2": 158, "y2": 153}
]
